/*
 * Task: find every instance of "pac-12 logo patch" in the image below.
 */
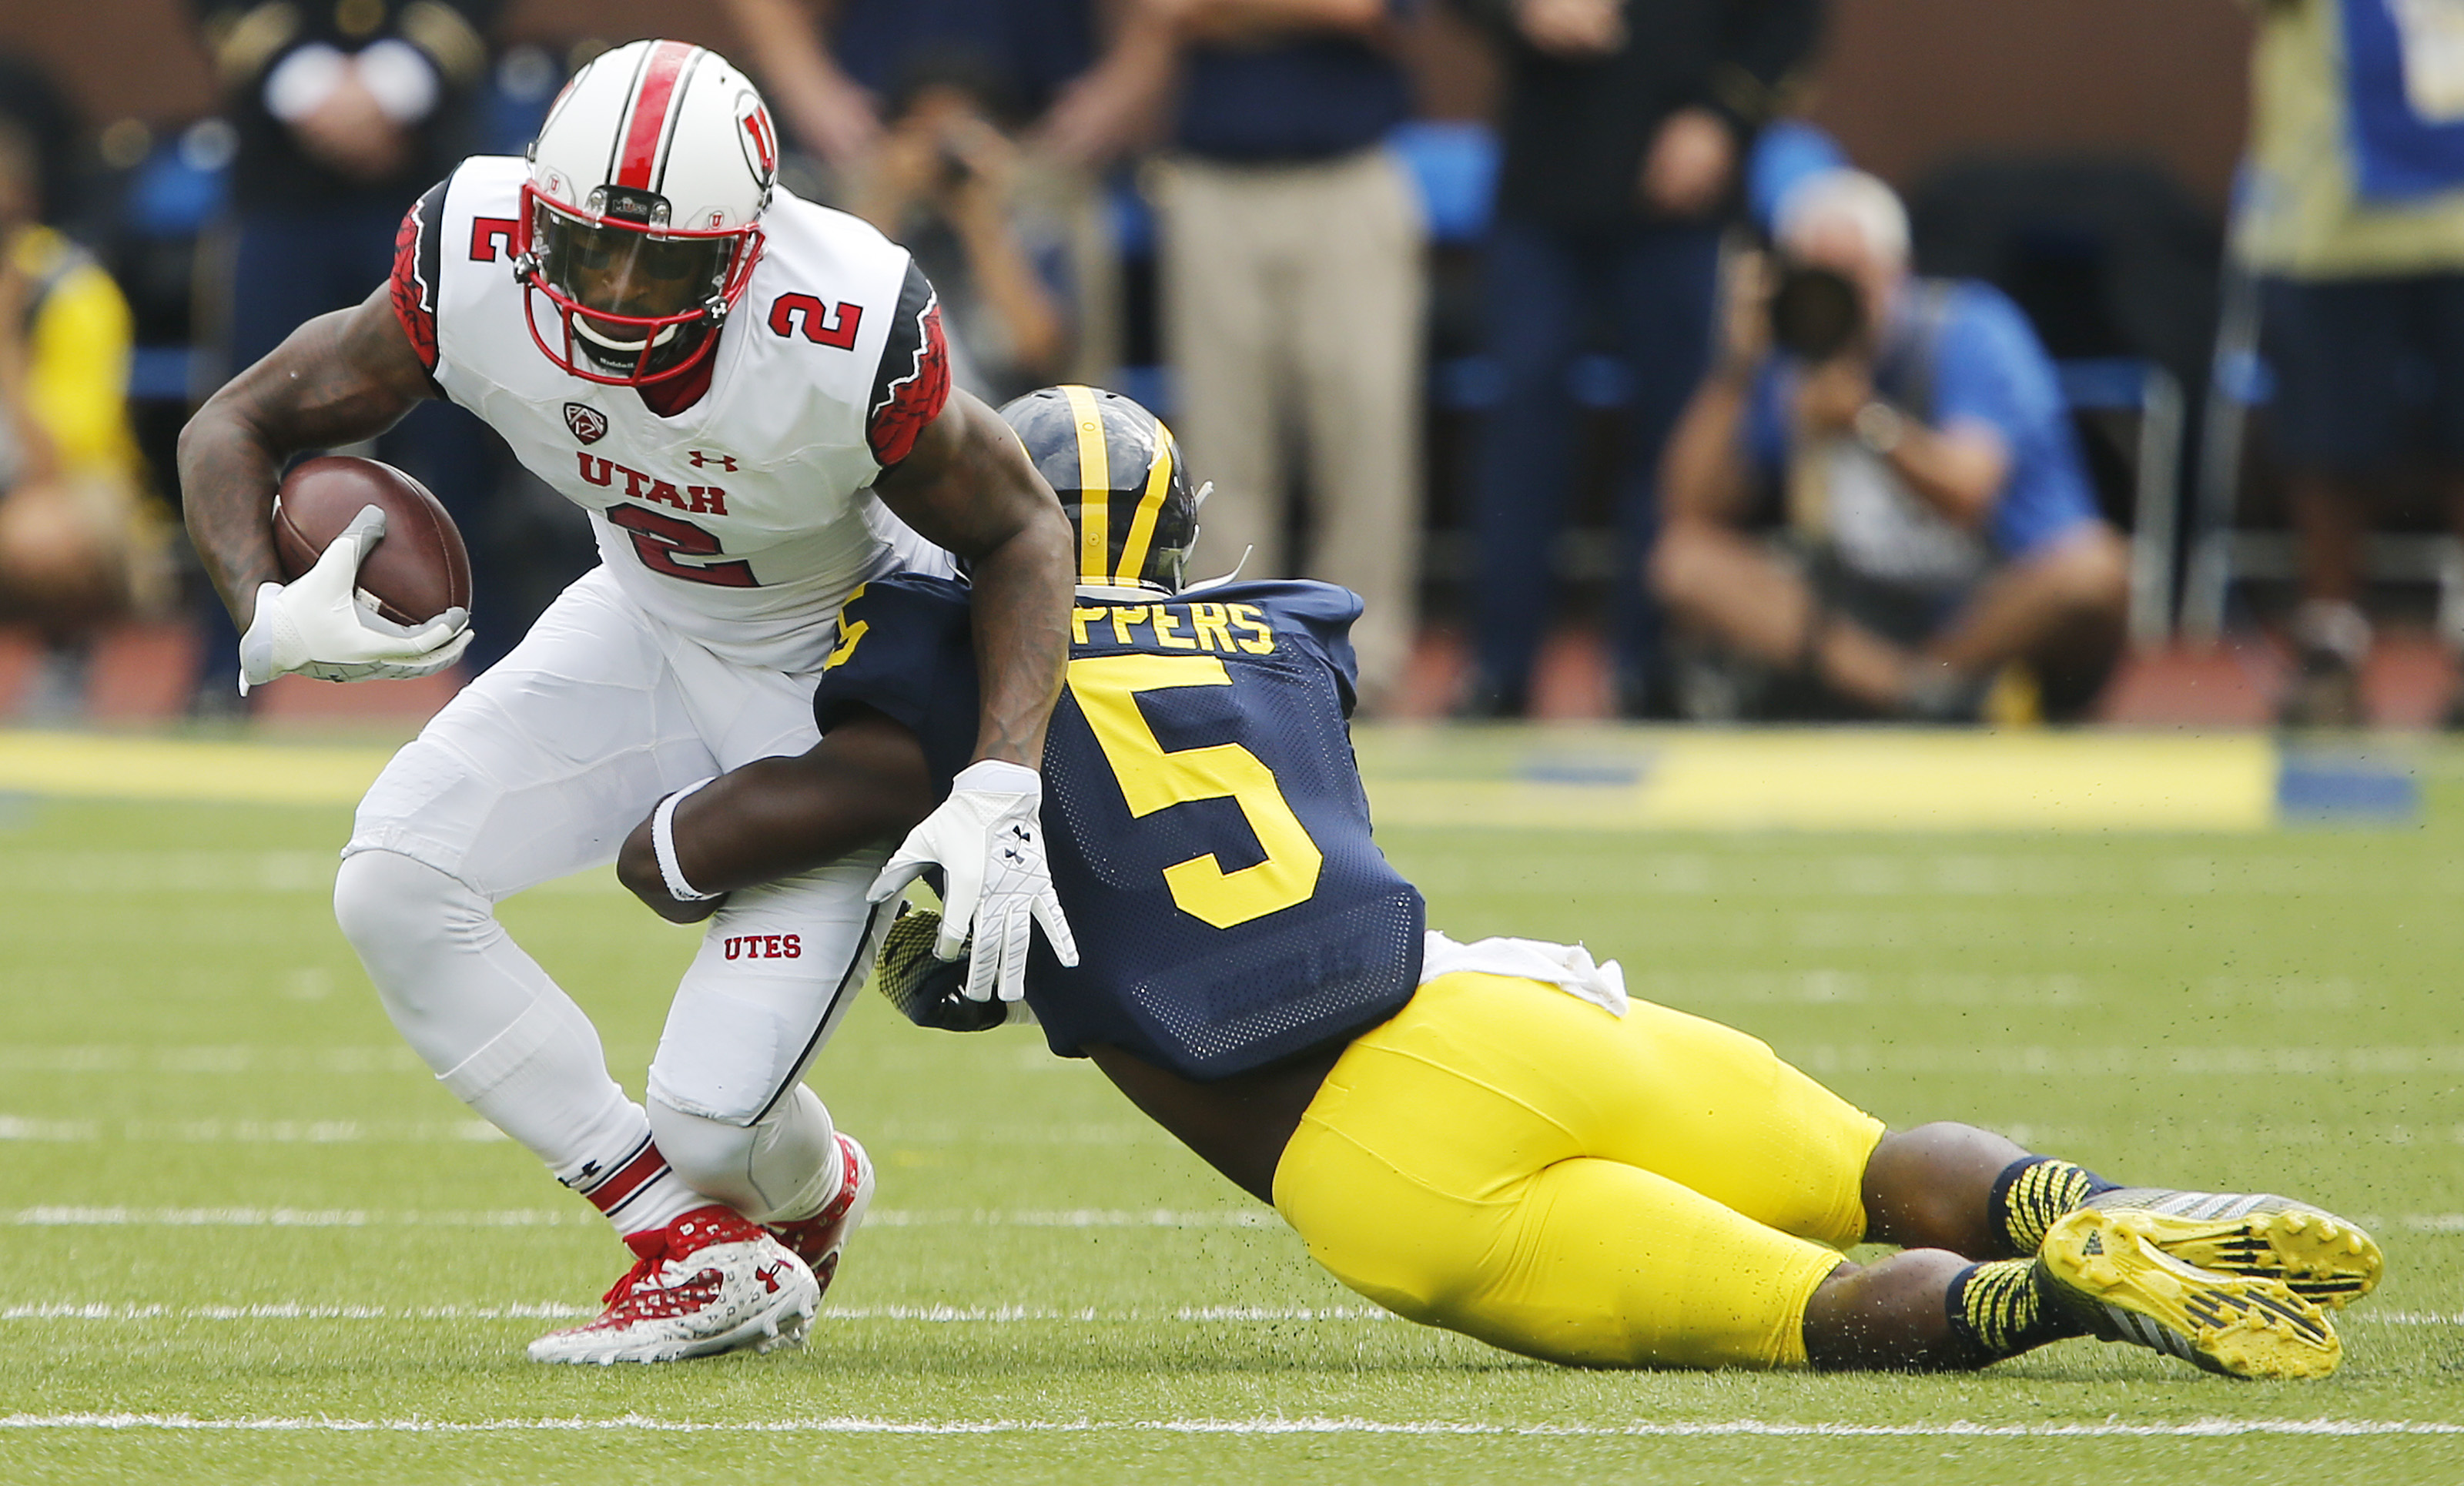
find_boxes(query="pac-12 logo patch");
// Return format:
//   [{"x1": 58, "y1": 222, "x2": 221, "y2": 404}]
[{"x1": 564, "y1": 403, "x2": 608, "y2": 444}]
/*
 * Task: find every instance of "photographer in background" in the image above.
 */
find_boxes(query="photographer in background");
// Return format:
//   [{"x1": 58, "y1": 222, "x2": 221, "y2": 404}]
[
  {"x1": 1454, "y1": 0, "x2": 1821, "y2": 719},
  {"x1": 1649, "y1": 170, "x2": 2128, "y2": 721},
  {"x1": 845, "y1": 68, "x2": 1073, "y2": 403}
]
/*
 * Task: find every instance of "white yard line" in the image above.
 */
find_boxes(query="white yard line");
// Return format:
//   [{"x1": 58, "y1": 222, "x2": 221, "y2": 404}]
[
  {"x1": 0, "y1": 1303, "x2": 1390, "y2": 1323},
  {"x1": 0, "y1": 1414, "x2": 2458, "y2": 1437},
  {"x1": 5, "y1": 1208, "x2": 578, "y2": 1229},
  {"x1": 0, "y1": 1046, "x2": 427, "y2": 1076},
  {"x1": 1779, "y1": 1046, "x2": 2464, "y2": 1076},
  {"x1": 29, "y1": 845, "x2": 2464, "y2": 902},
  {"x1": 2, "y1": 1206, "x2": 1282, "y2": 1230},
  {"x1": 15, "y1": 1043, "x2": 2464, "y2": 1078},
  {"x1": 2, "y1": 1303, "x2": 2448, "y2": 1326},
  {"x1": 0, "y1": 852, "x2": 621, "y2": 895},
  {"x1": 0, "y1": 1117, "x2": 1151, "y2": 1146},
  {"x1": 11, "y1": 1206, "x2": 2455, "y2": 1233},
  {"x1": 0, "y1": 1119, "x2": 503, "y2": 1144},
  {"x1": 1, "y1": 1304, "x2": 596, "y2": 1321}
]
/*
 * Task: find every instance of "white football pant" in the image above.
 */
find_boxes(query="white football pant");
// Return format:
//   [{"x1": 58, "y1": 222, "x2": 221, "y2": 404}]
[{"x1": 334, "y1": 567, "x2": 881, "y2": 1231}]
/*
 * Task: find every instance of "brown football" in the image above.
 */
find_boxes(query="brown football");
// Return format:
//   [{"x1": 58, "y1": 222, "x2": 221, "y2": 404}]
[{"x1": 271, "y1": 456, "x2": 472, "y2": 627}]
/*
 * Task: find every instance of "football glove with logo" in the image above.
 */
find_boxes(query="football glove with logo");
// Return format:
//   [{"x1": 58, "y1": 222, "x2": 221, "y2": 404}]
[
  {"x1": 238, "y1": 504, "x2": 471, "y2": 694},
  {"x1": 866, "y1": 758, "x2": 1079, "y2": 1004},
  {"x1": 874, "y1": 904, "x2": 1033, "y2": 1032}
]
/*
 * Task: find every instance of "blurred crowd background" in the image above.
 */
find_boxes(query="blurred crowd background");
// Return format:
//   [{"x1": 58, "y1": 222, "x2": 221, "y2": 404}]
[{"x1": 0, "y1": 0, "x2": 2456, "y2": 730}]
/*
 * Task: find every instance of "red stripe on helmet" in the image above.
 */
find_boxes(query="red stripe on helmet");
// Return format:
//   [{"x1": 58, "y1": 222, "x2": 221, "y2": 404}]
[{"x1": 614, "y1": 41, "x2": 697, "y2": 192}]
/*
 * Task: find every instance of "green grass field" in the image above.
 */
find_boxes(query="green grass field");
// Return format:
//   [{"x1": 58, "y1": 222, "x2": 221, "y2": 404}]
[{"x1": 2, "y1": 729, "x2": 2461, "y2": 1484}]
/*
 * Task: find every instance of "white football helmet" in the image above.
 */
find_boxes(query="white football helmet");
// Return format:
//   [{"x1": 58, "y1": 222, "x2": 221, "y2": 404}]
[{"x1": 514, "y1": 38, "x2": 780, "y2": 387}]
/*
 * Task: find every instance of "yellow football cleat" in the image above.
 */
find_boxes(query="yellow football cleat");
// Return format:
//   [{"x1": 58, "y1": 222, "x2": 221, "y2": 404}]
[
  {"x1": 2039, "y1": 1207, "x2": 2342, "y2": 1380},
  {"x1": 2082, "y1": 1187, "x2": 2383, "y2": 1309}
]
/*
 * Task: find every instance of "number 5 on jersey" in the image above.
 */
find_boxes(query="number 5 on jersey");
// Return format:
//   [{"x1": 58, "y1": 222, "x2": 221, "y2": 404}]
[{"x1": 1066, "y1": 653, "x2": 1323, "y2": 929}]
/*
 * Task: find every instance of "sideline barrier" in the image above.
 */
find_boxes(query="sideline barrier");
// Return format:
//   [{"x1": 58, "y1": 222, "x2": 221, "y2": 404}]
[{"x1": 1356, "y1": 728, "x2": 2413, "y2": 832}]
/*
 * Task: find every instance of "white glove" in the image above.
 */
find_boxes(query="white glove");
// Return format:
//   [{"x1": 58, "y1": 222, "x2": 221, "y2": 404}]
[
  {"x1": 867, "y1": 758, "x2": 1080, "y2": 1003},
  {"x1": 238, "y1": 504, "x2": 471, "y2": 694}
]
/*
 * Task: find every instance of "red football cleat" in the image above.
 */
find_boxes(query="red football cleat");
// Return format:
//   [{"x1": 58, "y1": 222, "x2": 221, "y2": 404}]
[{"x1": 527, "y1": 1204, "x2": 818, "y2": 1364}]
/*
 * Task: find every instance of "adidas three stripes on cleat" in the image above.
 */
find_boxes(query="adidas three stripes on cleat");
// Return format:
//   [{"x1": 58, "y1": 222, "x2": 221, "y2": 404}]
[
  {"x1": 2080, "y1": 1187, "x2": 2382, "y2": 1309},
  {"x1": 2038, "y1": 1207, "x2": 2342, "y2": 1380}
]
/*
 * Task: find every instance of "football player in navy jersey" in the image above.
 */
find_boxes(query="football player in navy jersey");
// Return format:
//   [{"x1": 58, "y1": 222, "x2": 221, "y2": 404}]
[{"x1": 618, "y1": 387, "x2": 2382, "y2": 1380}]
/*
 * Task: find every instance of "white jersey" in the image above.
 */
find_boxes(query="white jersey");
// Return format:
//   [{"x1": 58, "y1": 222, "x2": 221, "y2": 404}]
[{"x1": 390, "y1": 154, "x2": 955, "y2": 671}]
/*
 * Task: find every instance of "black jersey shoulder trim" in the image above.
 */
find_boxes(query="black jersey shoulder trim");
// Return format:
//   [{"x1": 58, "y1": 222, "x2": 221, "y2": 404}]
[
  {"x1": 865, "y1": 259, "x2": 951, "y2": 470},
  {"x1": 387, "y1": 177, "x2": 450, "y2": 384}
]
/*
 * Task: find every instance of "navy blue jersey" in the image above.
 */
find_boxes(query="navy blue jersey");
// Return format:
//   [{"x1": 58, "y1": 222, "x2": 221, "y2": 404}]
[{"x1": 814, "y1": 574, "x2": 1424, "y2": 1079}]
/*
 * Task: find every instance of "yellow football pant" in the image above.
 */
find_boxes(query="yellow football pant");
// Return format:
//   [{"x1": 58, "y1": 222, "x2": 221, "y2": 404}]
[{"x1": 1273, "y1": 971, "x2": 1886, "y2": 1368}]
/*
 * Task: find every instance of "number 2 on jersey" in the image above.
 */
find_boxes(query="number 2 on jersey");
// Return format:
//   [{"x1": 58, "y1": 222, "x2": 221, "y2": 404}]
[
  {"x1": 1066, "y1": 653, "x2": 1323, "y2": 930},
  {"x1": 605, "y1": 505, "x2": 758, "y2": 587}
]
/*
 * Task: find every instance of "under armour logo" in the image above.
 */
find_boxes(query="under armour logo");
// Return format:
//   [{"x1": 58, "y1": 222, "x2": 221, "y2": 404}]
[
  {"x1": 688, "y1": 449, "x2": 739, "y2": 470},
  {"x1": 755, "y1": 1263, "x2": 785, "y2": 1294}
]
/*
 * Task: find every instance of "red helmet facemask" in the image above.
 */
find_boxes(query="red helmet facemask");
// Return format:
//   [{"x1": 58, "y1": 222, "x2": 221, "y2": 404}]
[{"x1": 513, "y1": 182, "x2": 765, "y2": 387}]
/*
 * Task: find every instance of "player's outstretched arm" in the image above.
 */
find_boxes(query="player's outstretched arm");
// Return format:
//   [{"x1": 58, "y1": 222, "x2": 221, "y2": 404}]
[
  {"x1": 618, "y1": 710, "x2": 939, "y2": 925},
  {"x1": 866, "y1": 389, "x2": 1082, "y2": 1002},
  {"x1": 178, "y1": 286, "x2": 437, "y2": 633},
  {"x1": 872, "y1": 389, "x2": 1074, "y2": 769}
]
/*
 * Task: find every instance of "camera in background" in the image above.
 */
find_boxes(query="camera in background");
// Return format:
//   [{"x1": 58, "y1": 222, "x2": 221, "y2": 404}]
[{"x1": 1768, "y1": 262, "x2": 1862, "y2": 362}]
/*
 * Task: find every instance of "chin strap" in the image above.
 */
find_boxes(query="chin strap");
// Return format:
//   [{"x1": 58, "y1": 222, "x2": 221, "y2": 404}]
[{"x1": 1180, "y1": 544, "x2": 1252, "y2": 593}]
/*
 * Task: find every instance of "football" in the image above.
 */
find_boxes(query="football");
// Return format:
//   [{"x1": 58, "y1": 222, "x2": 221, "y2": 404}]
[{"x1": 271, "y1": 456, "x2": 472, "y2": 628}]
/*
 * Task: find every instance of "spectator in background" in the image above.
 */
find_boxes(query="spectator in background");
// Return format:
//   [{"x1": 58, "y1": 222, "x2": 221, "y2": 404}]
[
  {"x1": 0, "y1": 113, "x2": 170, "y2": 718},
  {"x1": 845, "y1": 68, "x2": 1076, "y2": 403},
  {"x1": 188, "y1": 0, "x2": 500, "y2": 704},
  {"x1": 1649, "y1": 170, "x2": 2127, "y2": 721},
  {"x1": 721, "y1": 0, "x2": 1123, "y2": 391},
  {"x1": 1050, "y1": 0, "x2": 1426, "y2": 709},
  {"x1": 1454, "y1": 0, "x2": 1819, "y2": 718},
  {"x1": 2239, "y1": 0, "x2": 2464, "y2": 726},
  {"x1": 720, "y1": 0, "x2": 1100, "y2": 174},
  {"x1": 0, "y1": 56, "x2": 82, "y2": 234}
]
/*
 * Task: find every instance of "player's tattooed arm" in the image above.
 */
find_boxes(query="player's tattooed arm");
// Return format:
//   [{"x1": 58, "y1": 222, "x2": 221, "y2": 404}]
[
  {"x1": 177, "y1": 286, "x2": 436, "y2": 628},
  {"x1": 872, "y1": 389, "x2": 1076, "y2": 768}
]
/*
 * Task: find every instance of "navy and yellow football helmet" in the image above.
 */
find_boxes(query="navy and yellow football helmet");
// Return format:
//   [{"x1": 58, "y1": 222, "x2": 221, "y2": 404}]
[{"x1": 999, "y1": 385, "x2": 1201, "y2": 594}]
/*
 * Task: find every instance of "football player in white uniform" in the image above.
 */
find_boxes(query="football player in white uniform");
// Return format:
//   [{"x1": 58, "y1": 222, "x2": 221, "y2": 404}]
[{"x1": 178, "y1": 40, "x2": 1080, "y2": 1364}]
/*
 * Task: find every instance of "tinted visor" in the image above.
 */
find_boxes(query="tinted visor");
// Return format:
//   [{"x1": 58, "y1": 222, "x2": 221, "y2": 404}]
[{"x1": 531, "y1": 199, "x2": 733, "y2": 350}]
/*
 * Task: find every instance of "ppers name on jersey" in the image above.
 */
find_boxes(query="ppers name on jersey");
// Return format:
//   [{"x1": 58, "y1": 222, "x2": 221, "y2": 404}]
[{"x1": 1069, "y1": 599, "x2": 1279, "y2": 655}]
